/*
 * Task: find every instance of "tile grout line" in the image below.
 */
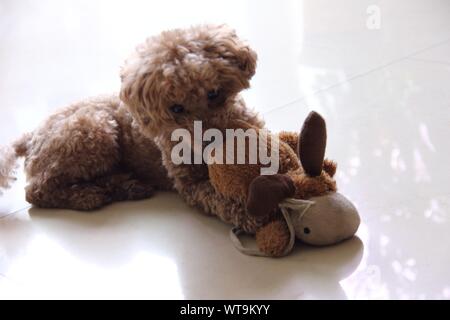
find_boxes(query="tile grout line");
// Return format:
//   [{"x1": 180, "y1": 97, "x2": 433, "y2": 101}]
[
  {"x1": 405, "y1": 57, "x2": 450, "y2": 67},
  {"x1": 262, "y1": 37, "x2": 450, "y2": 116},
  {"x1": 0, "y1": 205, "x2": 31, "y2": 220}
]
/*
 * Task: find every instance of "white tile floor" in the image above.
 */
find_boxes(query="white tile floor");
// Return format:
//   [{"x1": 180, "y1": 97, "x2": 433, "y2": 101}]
[{"x1": 0, "y1": 0, "x2": 449, "y2": 299}]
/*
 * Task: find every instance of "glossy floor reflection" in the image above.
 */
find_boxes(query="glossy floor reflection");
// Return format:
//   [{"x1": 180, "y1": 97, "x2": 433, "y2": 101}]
[{"x1": 0, "y1": 0, "x2": 449, "y2": 299}]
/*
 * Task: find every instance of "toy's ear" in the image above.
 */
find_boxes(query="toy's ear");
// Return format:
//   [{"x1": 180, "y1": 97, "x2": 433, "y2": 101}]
[
  {"x1": 298, "y1": 111, "x2": 327, "y2": 177},
  {"x1": 247, "y1": 175, "x2": 295, "y2": 217}
]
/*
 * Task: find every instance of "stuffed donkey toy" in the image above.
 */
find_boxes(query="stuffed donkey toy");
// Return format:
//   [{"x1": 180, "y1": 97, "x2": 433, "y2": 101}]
[{"x1": 208, "y1": 111, "x2": 360, "y2": 257}]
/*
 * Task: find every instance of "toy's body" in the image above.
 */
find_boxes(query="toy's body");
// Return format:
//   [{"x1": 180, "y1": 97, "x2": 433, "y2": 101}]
[{"x1": 208, "y1": 112, "x2": 360, "y2": 257}]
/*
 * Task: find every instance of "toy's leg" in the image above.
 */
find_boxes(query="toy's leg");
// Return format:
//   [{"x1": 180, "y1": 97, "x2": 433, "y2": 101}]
[{"x1": 256, "y1": 220, "x2": 291, "y2": 257}]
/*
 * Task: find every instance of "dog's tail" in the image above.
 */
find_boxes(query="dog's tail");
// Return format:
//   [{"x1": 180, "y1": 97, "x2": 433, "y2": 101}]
[{"x1": 0, "y1": 133, "x2": 31, "y2": 195}]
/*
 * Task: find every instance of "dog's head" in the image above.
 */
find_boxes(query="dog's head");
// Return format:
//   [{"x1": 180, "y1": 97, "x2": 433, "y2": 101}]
[{"x1": 120, "y1": 24, "x2": 257, "y2": 137}]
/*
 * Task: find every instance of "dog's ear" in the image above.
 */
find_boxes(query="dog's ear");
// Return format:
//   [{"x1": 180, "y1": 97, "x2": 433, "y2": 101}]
[
  {"x1": 205, "y1": 25, "x2": 257, "y2": 81},
  {"x1": 119, "y1": 51, "x2": 160, "y2": 127}
]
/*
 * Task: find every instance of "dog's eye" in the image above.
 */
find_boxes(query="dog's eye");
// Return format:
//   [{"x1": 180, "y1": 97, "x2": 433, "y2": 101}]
[
  {"x1": 170, "y1": 104, "x2": 185, "y2": 114},
  {"x1": 304, "y1": 227, "x2": 311, "y2": 235},
  {"x1": 207, "y1": 90, "x2": 220, "y2": 100}
]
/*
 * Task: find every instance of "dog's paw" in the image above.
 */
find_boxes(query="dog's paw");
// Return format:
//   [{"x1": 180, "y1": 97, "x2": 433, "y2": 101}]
[
  {"x1": 69, "y1": 186, "x2": 111, "y2": 211},
  {"x1": 122, "y1": 180, "x2": 155, "y2": 201}
]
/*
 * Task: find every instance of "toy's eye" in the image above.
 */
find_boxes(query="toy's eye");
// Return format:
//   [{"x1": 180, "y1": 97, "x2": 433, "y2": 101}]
[
  {"x1": 304, "y1": 227, "x2": 311, "y2": 234},
  {"x1": 207, "y1": 90, "x2": 220, "y2": 100},
  {"x1": 170, "y1": 104, "x2": 185, "y2": 114}
]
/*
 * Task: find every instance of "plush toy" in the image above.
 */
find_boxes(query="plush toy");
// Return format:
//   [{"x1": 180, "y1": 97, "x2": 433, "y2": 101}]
[{"x1": 207, "y1": 111, "x2": 361, "y2": 257}]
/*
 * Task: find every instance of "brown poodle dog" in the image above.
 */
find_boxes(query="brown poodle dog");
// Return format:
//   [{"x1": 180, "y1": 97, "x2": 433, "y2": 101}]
[
  {"x1": 0, "y1": 95, "x2": 172, "y2": 211},
  {"x1": 0, "y1": 24, "x2": 263, "y2": 212}
]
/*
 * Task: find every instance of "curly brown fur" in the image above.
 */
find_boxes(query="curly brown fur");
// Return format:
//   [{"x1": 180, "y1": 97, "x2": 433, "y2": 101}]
[
  {"x1": 278, "y1": 131, "x2": 299, "y2": 152},
  {"x1": 0, "y1": 145, "x2": 18, "y2": 194},
  {"x1": 323, "y1": 159, "x2": 337, "y2": 177},
  {"x1": 1, "y1": 95, "x2": 172, "y2": 210}
]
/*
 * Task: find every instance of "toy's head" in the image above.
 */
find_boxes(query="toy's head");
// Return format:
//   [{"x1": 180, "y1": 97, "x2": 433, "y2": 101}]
[
  {"x1": 280, "y1": 193, "x2": 360, "y2": 248},
  {"x1": 246, "y1": 111, "x2": 360, "y2": 253},
  {"x1": 285, "y1": 111, "x2": 360, "y2": 246},
  {"x1": 120, "y1": 24, "x2": 257, "y2": 138}
]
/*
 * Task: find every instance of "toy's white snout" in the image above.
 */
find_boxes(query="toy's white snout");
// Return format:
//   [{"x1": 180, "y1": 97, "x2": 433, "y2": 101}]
[{"x1": 287, "y1": 193, "x2": 360, "y2": 246}]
